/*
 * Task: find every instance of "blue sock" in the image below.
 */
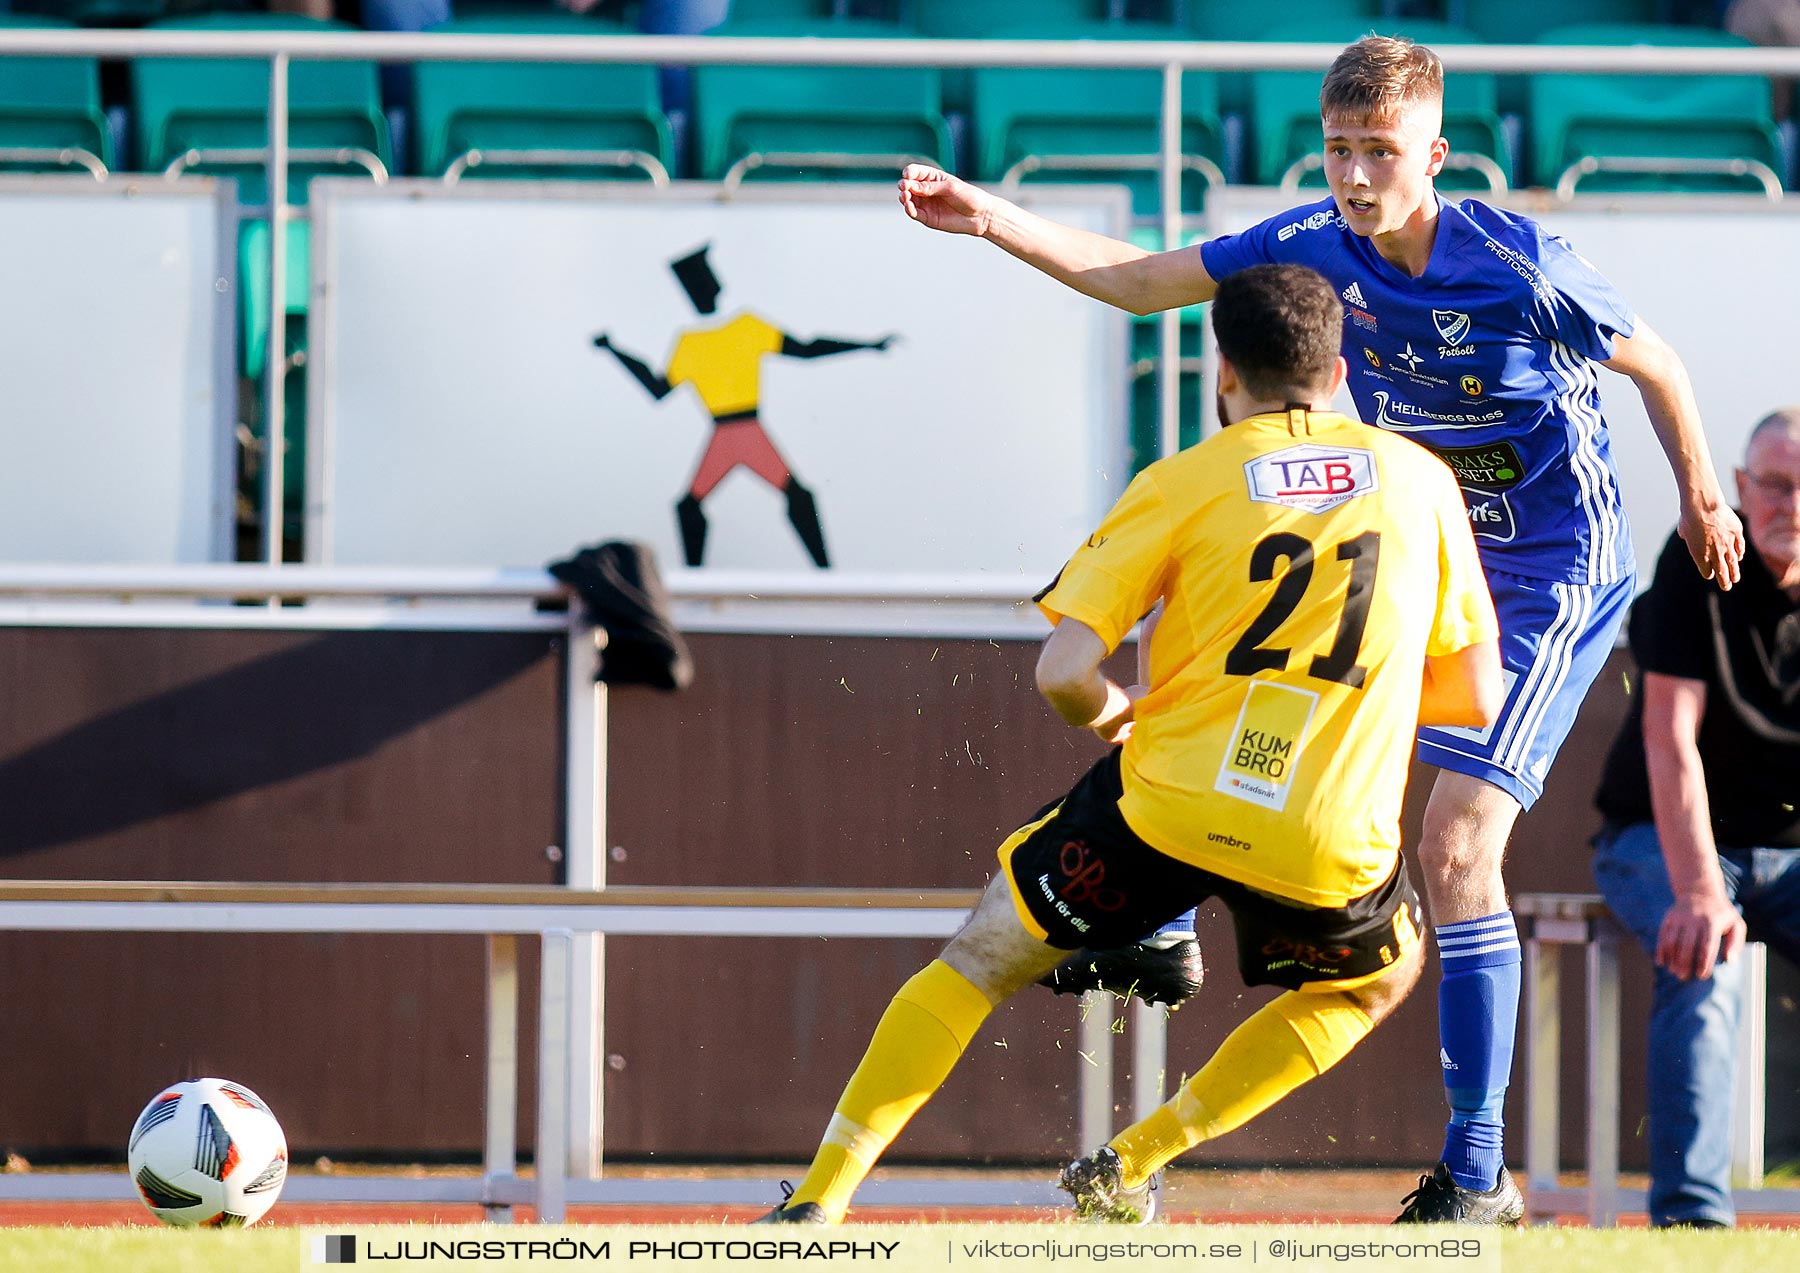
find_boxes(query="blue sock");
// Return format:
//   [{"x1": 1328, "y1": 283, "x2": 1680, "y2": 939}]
[
  {"x1": 1436, "y1": 911, "x2": 1521, "y2": 1192},
  {"x1": 1144, "y1": 909, "x2": 1198, "y2": 944}
]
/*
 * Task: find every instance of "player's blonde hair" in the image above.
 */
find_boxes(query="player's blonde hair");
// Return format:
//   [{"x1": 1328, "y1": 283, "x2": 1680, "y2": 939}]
[{"x1": 1320, "y1": 36, "x2": 1444, "y2": 124}]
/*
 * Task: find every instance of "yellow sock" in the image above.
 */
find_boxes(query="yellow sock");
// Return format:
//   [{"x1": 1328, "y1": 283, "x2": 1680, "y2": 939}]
[
  {"x1": 1109, "y1": 988, "x2": 1373, "y2": 1187},
  {"x1": 788, "y1": 960, "x2": 993, "y2": 1222}
]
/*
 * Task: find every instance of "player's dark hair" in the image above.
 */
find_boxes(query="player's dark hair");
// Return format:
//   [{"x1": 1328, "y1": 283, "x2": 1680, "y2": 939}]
[
  {"x1": 1211, "y1": 264, "x2": 1343, "y2": 401},
  {"x1": 1320, "y1": 35, "x2": 1444, "y2": 123}
]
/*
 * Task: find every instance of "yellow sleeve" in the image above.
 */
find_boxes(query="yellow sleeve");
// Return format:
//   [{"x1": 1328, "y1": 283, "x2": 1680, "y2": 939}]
[
  {"x1": 1036, "y1": 470, "x2": 1171, "y2": 651},
  {"x1": 1428, "y1": 466, "x2": 1501, "y2": 657},
  {"x1": 740, "y1": 313, "x2": 784, "y2": 356}
]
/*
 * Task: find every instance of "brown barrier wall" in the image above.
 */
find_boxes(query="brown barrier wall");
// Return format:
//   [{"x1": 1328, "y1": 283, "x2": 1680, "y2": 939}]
[
  {"x1": 0, "y1": 626, "x2": 563, "y2": 1158},
  {"x1": 1, "y1": 626, "x2": 1794, "y2": 1173}
]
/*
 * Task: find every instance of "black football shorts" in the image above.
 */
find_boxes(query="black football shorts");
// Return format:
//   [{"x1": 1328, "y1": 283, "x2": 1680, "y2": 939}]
[{"x1": 998, "y1": 749, "x2": 1422, "y2": 990}]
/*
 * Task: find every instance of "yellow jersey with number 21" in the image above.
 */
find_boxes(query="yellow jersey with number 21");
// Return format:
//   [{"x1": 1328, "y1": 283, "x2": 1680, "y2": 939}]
[{"x1": 1038, "y1": 409, "x2": 1497, "y2": 908}]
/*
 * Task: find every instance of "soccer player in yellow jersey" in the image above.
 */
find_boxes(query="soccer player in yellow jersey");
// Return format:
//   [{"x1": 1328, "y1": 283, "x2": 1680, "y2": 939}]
[
  {"x1": 756, "y1": 263, "x2": 1503, "y2": 1225},
  {"x1": 593, "y1": 245, "x2": 895, "y2": 569}
]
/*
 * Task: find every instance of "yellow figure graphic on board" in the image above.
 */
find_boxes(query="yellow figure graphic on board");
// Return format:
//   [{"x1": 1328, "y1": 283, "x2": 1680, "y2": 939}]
[{"x1": 592, "y1": 245, "x2": 896, "y2": 568}]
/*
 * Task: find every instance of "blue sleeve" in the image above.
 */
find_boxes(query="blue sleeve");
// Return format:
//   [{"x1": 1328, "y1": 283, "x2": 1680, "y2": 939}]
[
  {"x1": 1199, "y1": 223, "x2": 1274, "y2": 282},
  {"x1": 1200, "y1": 200, "x2": 1343, "y2": 283},
  {"x1": 1529, "y1": 232, "x2": 1637, "y2": 363}
]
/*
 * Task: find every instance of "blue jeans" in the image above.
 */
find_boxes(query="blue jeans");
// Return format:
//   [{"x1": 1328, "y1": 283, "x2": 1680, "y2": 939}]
[{"x1": 1592, "y1": 822, "x2": 1800, "y2": 1227}]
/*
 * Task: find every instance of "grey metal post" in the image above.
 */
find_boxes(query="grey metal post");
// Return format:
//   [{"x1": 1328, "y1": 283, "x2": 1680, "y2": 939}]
[
  {"x1": 1079, "y1": 992, "x2": 1117, "y2": 1151},
  {"x1": 1524, "y1": 927, "x2": 1562, "y2": 1223},
  {"x1": 536, "y1": 927, "x2": 572, "y2": 1223},
  {"x1": 1732, "y1": 942, "x2": 1768, "y2": 1188},
  {"x1": 1158, "y1": 60, "x2": 1183, "y2": 462},
  {"x1": 564, "y1": 617, "x2": 607, "y2": 1180},
  {"x1": 1586, "y1": 925, "x2": 1622, "y2": 1227},
  {"x1": 264, "y1": 50, "x2": 289, "y2": 567},
  {"x1": 1131, "y1": 1000, "x2": 1168, "y2": 1120},
  {"x1": 484, "y1": 933, "x2": 519, "y2": 1222}
]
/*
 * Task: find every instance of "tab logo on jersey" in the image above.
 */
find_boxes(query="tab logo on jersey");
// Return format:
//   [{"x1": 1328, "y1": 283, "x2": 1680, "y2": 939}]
[
  {"x1": 1244, "y1": 444, "x2": 1379, "y2": 514},
  {"x1": 1216, "y1": 681, "x2": 1319, "y2": 812},
  {"x1": 1464, "y1": 488, "x2": 1518, "y2": 543},
  {"x1": 1342, "y1": 281, "x2": 1367, "y2": 307},
  {"x1": 1429, "y1": 441, "x2": 1524, "y2": 489},
  {"x1": 1433, "y1": 309, "x2": 1472, "y2": 346}
]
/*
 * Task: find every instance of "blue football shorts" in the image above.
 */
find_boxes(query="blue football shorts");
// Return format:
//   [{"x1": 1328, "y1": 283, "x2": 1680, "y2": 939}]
[{"x1": 1416, "y1": 565, "x2": 1635, "y2": 810}]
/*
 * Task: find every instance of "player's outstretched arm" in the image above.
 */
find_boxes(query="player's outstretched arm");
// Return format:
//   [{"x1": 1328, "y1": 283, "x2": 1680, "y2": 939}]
[
  {"x1": 1642, "y1": 671, "x2": 1747, "y2": 981},
  {"x1": 1418, "y1": 639, "x2": 1504, "y2": 729},
  {"x1": 592, "y1": 333, "x2": 673, "y2": 400},
  {"x1": 1035, "y1": 618, "x2": 1140, "y2": 744},
  {"x1": 1603, "y1": 323, "x2": 1744, "y2": 589},
  {"x1": 897, "y1": 164, "x2": 1215, "y2": 316}
]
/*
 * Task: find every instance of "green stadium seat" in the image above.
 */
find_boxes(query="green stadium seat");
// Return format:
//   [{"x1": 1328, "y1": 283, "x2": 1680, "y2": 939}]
[
  {"x1": 1453, "y1": 0, "x2": 1658, "y2": 45},
  {"x1": 906, "y1": 0, "x2": 1108, "y2": 117},
  {"x1": 1187, "y1": 0, "x2": 1382, "y2": 42},
  {"x1": 0, "y1": 15, "x2": 112, "y2": 178},
  {"x1": 1129, "y1": 314, "x2": 1204, "y2": 472},
  {"x1": 970, "y1": 21, "x2": 1226, "y2": 215},
  {"x1": 17, "y1": 0, "x2": 164, "y2": 24},
  {"x1": 910, "y1": 0, "x2": 1103, "y2": 38},
  {"x1": 1186, "y1": 0, "x2": 1382, "y2": 125},
  {"x1": 412, "y1": 15, "x2": 673, "y2": 184},
  {"x1": 237, "y1": 218, "x2": 311, "y2": 530},
  {"x1": 723, "y1": 0, "x2": 851, "y2": 18},
  {"x1": 1529, "y1": 24, "x2": 1784, "y2": 196},
  {"x1": 1248, "y1": 20, "x2": 1511, "y2": 192},
  {"x1": 693, "y1": 18, "x2": 952, "y2": 183},
  {"x1": 130, "y1": 14, "x2": 390, "y2": 206},
  {"x1": 238, "y1": 218, "x2": 311, "y2": 383}
]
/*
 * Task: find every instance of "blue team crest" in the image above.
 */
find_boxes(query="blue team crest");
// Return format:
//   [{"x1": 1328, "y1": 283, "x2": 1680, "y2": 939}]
[
  {"x1": 1243, "y1": 444, "x2": 1379, "y2": 514},
  {"x1": 1433, "y1": 309, "x2": 1472, "y2": 346}
]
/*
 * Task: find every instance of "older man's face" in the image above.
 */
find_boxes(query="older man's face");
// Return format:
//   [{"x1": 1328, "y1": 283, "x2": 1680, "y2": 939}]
[{"x1": 1737, "y1": 422, "x2": 1800, "y2": 575}]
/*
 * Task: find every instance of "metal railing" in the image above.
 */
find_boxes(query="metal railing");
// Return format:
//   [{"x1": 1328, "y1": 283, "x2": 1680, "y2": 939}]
[
  {"x1": 1555, "y1": 153, "x2": 1787, "y2": 200},
  {"x1": 1517, "y1": 893, "x2": 1800, "y2": 1225},
  {"x1": 0, "y1": 565, "x2": 1138, "y2": 1210},
  {"x1": 2, "y1": 27, "x2": 1797, "y2": 573}
]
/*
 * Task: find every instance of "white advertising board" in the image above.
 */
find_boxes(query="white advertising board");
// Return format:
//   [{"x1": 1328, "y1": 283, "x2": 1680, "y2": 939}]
[
  {"x1": 309, "y1": 183, "x2": 1129, "y2": 597},
  {"x1": 0, "y1": 178, "x2": 233, "y2": 564},
  {"x1": 1213, "y1": 188, "x2": 1800, "y2": 587}
]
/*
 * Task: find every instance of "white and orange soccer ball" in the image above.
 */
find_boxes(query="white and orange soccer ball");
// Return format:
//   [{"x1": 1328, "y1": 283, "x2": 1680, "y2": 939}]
[{"x1": 127, "y1": 1077, "x2": 288, "y2": 1226}]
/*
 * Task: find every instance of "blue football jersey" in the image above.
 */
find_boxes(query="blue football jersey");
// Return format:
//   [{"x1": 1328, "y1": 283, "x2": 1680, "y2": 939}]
[{"x1": 1199, "y1": 195, "x2": 1637, "y2": 586}]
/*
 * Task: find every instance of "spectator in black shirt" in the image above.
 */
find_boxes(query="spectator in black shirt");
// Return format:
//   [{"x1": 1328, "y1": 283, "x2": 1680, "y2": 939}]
[{"x1": 1592, "y1": 406, "x2": 1800, "y2": 1229}]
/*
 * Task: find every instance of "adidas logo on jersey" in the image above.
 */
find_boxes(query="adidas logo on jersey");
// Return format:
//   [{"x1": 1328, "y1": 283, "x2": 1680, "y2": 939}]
[
  {"x1": 1341, "y1": 281, "x2": 1367, "y2": 307},
  {"x1": 1440, "y1": 1048, "x2": 1459, "y2": 1071}
]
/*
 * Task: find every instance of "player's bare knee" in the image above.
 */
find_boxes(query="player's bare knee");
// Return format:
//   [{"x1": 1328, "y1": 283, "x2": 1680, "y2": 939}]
[
  {"x1": 1421, "y1": 774, "x2": 1520, "y2": 870},
  {"x1": 940, "y1": 875, "x2": 1067, "y2": 1002},
  {"x1": 1417, "y1": 834, "x2": 1503, "y2": 885}
]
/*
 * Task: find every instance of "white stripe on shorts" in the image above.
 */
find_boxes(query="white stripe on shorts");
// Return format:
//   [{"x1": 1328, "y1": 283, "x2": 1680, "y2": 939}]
[{"x1": 1493, "y1": 580, "x2": 1590, "y2": 774}]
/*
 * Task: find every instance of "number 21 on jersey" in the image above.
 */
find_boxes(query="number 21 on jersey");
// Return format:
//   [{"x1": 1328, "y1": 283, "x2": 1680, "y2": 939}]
[{"x1": 1214, "y1": 530, "x2": 1382, "y2": 812}]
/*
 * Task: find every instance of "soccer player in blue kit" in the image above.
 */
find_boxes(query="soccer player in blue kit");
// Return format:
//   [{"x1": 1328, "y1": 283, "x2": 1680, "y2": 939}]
[{"x1": 898, "y1": 35, "x2": 1746, "y2": 1222}]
